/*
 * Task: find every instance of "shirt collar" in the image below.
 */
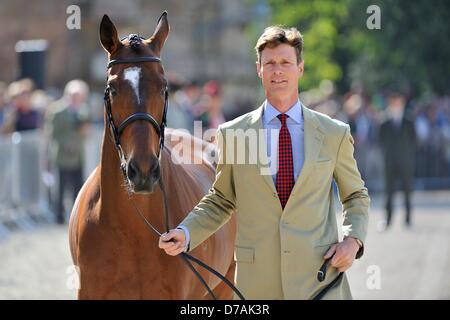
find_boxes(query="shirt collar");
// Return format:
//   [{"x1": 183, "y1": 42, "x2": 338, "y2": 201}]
[{"x1": 263, "y1": 99, "x2": 303, "y2": 125}]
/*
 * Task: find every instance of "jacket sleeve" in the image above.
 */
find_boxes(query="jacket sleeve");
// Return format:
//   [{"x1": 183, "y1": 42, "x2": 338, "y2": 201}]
[
  {"x1": 179, "y1": 126, "x2": 236, "y2": 251},
  {"x1": 333, "y1": 125, "x2": 370, "y2": 259}
]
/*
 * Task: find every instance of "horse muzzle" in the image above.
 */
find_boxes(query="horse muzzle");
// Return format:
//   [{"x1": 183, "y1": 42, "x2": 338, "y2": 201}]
[{"x1": 126, "y1": 158, "x2": 161, "y2": 194}]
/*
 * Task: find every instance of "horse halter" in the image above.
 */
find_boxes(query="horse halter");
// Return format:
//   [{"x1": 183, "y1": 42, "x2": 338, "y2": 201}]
[{"x1": 104, "y1": 35, "x2": 169, "y2": 173}]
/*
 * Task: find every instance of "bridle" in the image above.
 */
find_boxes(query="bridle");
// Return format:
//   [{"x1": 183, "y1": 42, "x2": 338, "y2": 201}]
[
  {"x1": 102, "y1": 40, "x2": 245, "y2": 300},
  {"x1": 104, "y1": 50, "x2": 168, "y2": 176}
]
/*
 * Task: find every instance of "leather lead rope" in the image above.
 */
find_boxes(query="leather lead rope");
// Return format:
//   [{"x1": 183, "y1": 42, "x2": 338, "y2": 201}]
[
  {"x1": 125, "y1": 157, "x2": 245, "y2": 300},
  {"x1": 313, "y1": 253, "x2": 344, "y2": 300}
]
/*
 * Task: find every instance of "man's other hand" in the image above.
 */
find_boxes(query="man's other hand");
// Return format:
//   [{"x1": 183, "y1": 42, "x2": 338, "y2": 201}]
[{"x1": 323, "y1": 237, "x2": 360, "y2": 272}]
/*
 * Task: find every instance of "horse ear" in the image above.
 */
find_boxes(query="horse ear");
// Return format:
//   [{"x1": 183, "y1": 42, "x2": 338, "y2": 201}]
[
  {"x1": 146, "y1": 11, "x2": 170, "y2": 55},
  {"x1": 100, "y1": 14, "x2": 121, "y2": 54}
]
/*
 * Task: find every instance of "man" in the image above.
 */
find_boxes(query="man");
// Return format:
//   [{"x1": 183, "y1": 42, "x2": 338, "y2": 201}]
[
  {"x1": 46, "y1": 80, "x2": 90, "y2": 224},
  {"x1": 0, "y1": 79, "x2": 42, "y2": 134},
  {"x1": 159, "y1": 26, "x2": 370, "y2": 299},
  {"x1": 379, "y1": 92, "x2": 416, "y2": 229}
]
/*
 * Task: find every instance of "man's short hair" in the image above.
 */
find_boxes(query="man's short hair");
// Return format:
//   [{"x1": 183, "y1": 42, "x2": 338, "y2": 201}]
[{"x1": 255, "y1": 26, "x2": 304, "y2": 64}]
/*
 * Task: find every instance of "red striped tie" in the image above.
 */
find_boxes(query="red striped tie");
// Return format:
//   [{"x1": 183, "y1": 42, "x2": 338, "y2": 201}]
[{"x1": 276, "y1": 114, "x2": 295, "y2": 209}]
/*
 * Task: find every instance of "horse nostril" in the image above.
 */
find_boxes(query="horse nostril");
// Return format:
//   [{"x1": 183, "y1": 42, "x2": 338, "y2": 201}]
[
  {"x1": 152, "y1": 162, "x2": 161, "y2": 180},
  {"x1": 127, "y1": 160, "x2": 138, "y2": 181}
]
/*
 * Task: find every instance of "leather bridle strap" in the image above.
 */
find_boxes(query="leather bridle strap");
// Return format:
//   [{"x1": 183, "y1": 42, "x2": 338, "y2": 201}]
[
  {"x1": 107, "y1": 56, "x2": 161, "y2": 68},
  {"x1": 117, "y1": 112, "x2": 161, "y2": 137},
  {"x1": 104, "y1": 56, "x2": 167, "y2": 163}
]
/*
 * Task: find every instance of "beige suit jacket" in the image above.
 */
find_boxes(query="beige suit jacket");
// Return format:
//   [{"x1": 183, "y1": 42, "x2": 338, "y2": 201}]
[{"x1": 181, "y1": 104, "x2": 370, "y2": 299}]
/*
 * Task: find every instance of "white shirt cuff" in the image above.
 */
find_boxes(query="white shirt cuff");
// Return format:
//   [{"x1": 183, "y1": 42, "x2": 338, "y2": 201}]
[{"x1": 176, "y1": 225, "x2": 190, "y2": 252}]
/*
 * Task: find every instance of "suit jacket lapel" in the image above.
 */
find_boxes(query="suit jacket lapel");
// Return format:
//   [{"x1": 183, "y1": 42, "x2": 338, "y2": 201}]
[
  {"x1": 245, "y1": 104, "x2": 278, "y2": 194},
  {"x1": 289, "y1": 105, "x2": 324, "y2": 198}
]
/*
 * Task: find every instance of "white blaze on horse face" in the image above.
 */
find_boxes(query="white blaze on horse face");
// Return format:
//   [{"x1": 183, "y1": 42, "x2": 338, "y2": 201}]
[{"x1": 123, "y1": 67, "x2": 141, "y2": 104}]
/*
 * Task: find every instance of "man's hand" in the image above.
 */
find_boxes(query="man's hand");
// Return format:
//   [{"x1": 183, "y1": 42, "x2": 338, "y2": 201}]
[
  {"x1": 323, "y1": 237, "x2": 360, "y2": 272},
  {"x1": 158, "y1": 228, "x2": 186, "y2": 256}
]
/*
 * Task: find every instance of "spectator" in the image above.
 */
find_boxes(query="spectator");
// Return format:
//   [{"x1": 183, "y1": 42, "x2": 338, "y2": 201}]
[
  {"x1": 45, "y1": 80, "x2": 90, "y2": 224},
  {"x1": 379, "y1": 92, "x2": 417, "y2": 230},
  {"x1": 342, "y1": 93, "x2": 372, "y2": 180},
  {"x1": 0, "y1": 82, "x2": 9, "y2": 130},
  {"x1": 1, "y1": 78, "x2": 42, "y2": 134},
  {"x1": 194, "y1": 80, "x2": 226, "y2": 140},
  {"x1": 172, "y1": 79, "x2": 201, "y2": 133},
  {"x1": 166, "y1": 74, "x2": 193, "y2": 132}
]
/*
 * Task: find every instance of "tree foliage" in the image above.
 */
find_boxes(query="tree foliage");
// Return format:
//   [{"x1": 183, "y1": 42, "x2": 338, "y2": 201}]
[{"x1": 267, "y1": 0, "x2": 450, "y2": 96}]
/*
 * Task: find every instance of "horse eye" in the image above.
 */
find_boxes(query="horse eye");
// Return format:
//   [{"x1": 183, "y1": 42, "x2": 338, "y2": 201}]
[
  {"x1": 109, "y1": 86, "x2": 117, "y2": 96},
  {"x1": 160, "y1": 88, "x2": 166, "y2": 96}
]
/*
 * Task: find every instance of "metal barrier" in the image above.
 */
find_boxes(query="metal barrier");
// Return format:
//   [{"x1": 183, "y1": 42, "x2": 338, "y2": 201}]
[
  {"x1": 0, "y1": 126, "x2": 104, "y2": 239},
  {"x1": 0, "y1": 135, "x2": 14, "y2": 240}
]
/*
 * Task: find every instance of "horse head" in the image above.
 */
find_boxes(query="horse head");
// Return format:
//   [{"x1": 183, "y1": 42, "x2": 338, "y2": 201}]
[{"x1": 99, "y1": 12, "x2": 169, "y2": 194}]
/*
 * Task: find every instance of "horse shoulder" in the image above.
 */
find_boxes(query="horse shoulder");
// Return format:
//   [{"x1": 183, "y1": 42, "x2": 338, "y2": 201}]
[{"x1": 69, "y1": 167, "x2": 101, "y2": 265}]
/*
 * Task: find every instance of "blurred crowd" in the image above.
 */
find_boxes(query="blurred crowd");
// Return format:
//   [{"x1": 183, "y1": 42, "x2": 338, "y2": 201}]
[
  {"x1": 308, "y1": 90, "x2": 450, "y2": 190},
  {"x1": 1, "y1": 77, "x2": 449, "y2": 224},
  {"x1": 0, "y1": 76, "x2": 230, "y2": 223},
  {"x1": 165, "y1": 76, "x2": 227, "y2": 137}
]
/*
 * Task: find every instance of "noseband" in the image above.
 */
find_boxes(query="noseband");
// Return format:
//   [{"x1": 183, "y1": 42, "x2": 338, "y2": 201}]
[{"x1": 104, "y1": 48, "x2": 168, "y2": 173}]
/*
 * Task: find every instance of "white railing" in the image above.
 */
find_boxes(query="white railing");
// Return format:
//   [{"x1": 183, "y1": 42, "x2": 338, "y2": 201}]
[{"x1": 0, "y1": 126, "x2": 104, "y2": 240}]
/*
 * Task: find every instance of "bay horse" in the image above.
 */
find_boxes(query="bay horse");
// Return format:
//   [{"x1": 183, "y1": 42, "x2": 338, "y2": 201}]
[{"x1": 69, "y1": 12, "x2": 236, "y2": 299}]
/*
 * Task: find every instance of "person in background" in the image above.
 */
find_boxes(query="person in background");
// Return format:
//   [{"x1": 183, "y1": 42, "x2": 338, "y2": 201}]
[
  {"x1": 166, "y1": 74, "x2": 193, "y2": 132},
  {"x1": 45, "y1": 80, "x2": 90, "y2": 224},
  {"x1": 379, "y1": 92, "x2": 417, "y2": 230},
  {"x1": 1, "y1": 78, "x2": 42, "y2": 134},
  {"x1": 342, "y1": 93, "x2": 371, "y2": 181},
  {"x1": 202, "y1": 80, "x2": 226, "y2": 131},
  {"x1": 172, "y1": 79, "x2": 201, "y2": 133},
  {"x1": 0, "y1": 82, "x2": 10, "y2": 131}
]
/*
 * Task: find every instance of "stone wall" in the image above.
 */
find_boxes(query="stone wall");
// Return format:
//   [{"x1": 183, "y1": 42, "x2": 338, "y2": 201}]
[{"x1": 0, "y1": 0, "x2": 272, "y2": 113}]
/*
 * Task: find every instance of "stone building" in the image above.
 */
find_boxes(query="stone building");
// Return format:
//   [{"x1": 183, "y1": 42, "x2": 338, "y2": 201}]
[{"x1": 0, "y1": 0, "x2": 271, "y2": 117}]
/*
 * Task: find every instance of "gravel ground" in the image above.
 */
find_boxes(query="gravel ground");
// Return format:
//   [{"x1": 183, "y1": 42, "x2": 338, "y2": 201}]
[
  {"x1": 1, "y1": 190, "x2": 449, "y2": 300},
  {"x1": 0, "y1": 224, "x2": 74, "y2": 299}
]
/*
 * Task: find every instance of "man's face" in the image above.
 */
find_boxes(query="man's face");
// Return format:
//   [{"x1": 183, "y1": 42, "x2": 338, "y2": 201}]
[
  {"x1": 70, "y1": 92, "x2": 87, "y2": 107},
  {"x1": 388, "y1": 95, "x2": 405, "y2": 119},
  {"x1": 256, "y1": 43, "x2": 304, "y2": 100},
  {"x1": 13, "y1": 92, "x2": 32, "y2": 111}
]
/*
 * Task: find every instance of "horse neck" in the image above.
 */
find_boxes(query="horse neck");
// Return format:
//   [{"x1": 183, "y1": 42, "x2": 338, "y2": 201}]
[{"x1": 99, "y1": 130, "x2": 167, "y2": 233}]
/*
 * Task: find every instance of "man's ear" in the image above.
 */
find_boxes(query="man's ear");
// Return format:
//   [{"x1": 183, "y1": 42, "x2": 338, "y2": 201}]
[
  {"x1": 298, "y1": 60, "x2": 305, "y2": 76},
  {"x1": 256, "y1": 61, "x2": 262, "y2": 78},
  {"x1": 99, "y1": 15, "x2": 121, "y2": 54}
]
